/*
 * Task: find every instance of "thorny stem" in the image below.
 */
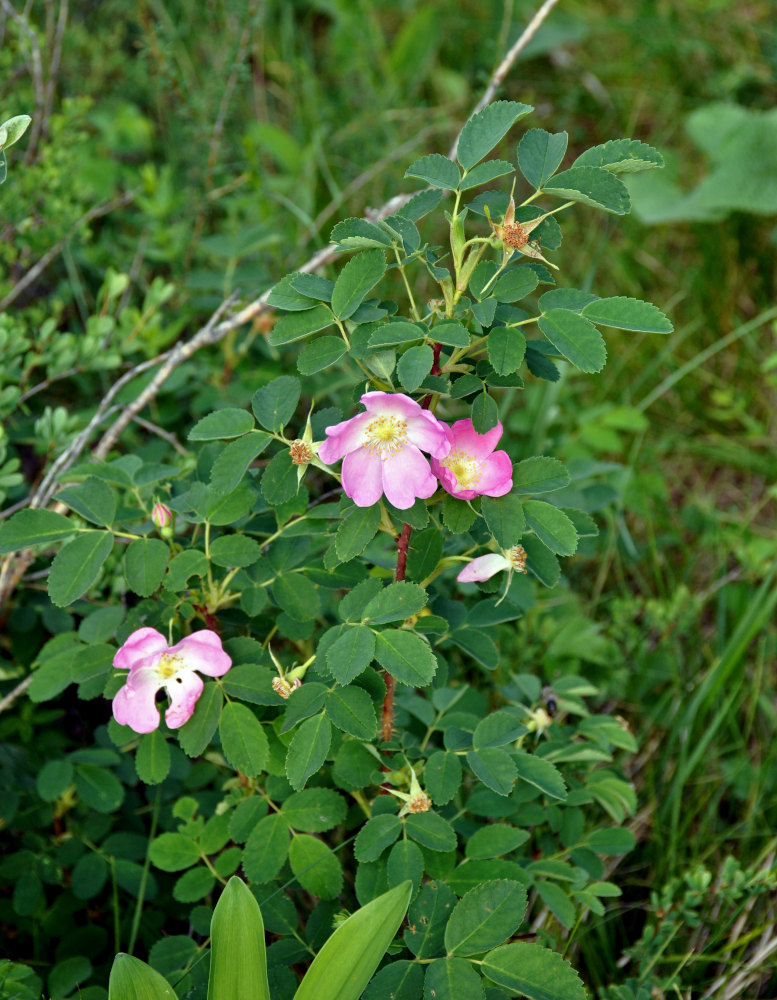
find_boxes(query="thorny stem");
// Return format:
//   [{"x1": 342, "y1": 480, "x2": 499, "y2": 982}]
[{"x1": 381, "y1": 521, "x2": 413, "y2": 743}]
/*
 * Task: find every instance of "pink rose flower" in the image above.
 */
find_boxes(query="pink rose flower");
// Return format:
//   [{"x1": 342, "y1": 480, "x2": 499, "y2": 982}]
[
  {"x1": 112, "y1": 627, "x2": 231, "y2": 734},
  {"x1": 457, "y1": 545, "x2": 527, "y2": 582},
  {"x1": 317, "y1": 391, "x2": 450, "y2": 509},
  {"x1": 431, "y1": 418, "x2": 513, "y2": 501}
]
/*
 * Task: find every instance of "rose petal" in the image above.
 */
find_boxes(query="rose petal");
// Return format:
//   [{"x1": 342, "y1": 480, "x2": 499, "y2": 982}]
[
  {"x1": 448, "y1": 418, "x2": 503, "y2": 460},
  {"x1": 172, "y1": 631, "x2": 232, "y2": 677},
  {"x1": 113, "y1": 627, "x2": 168, "y2": 672},
  {"x1": 405, "y1": 409, "x2": 451, "y2": 459},
  {"x1": 164, "y1": 670, "x2": 204, "y2": 729},
  {"x1": 318, "y1": 411, "x2": 373, "y2": 464},
  {"x1": 456, "y1": 553, "x2": 511, "y2": 583},
  {"x1": 476, "y1": 450, "x2": 513, "y2": 497},
  {"x1": 341, "y1": 447, "x2": 384, "y2": 507},
  {"x1": 361, "y1": 390, "x2": 425, "y2": 420},
  {"x1": 381, "y1": 447, "x2": 438, "y2": 508},
  {"x1": 112, "y1": 666, "x2": 162, "y2": 733}
]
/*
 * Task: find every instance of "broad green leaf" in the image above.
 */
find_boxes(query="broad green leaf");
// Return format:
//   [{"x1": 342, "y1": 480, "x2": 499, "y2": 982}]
[
  {"x1": 404, "y1": 153, "x2": 460, "y2": 190},
  {"x1": 165, "y1": 549, "x2": 208, "y2": 591},
  {"x1": 188, "y1": 408, "x2": 254, "y2": 441},
  {"x1": 269, "y1": 304, "x2": 334, "y2": 346},
  {"x1": 442, "y1": 494, "x2": 477, "y2": 533},
  {"x1": 450, "y1": 628, "x2": 499, "y2": 671},
  {"x1": 445, "y1": 879, "x2": 528, "y2": 955},
  {"x1": 406, "y1": 526, "x2": 443, "y2": 583},
  {"x1": 487, "y1": 327, "x2": 526, "y2": 374},
  {"x1": 374, "y1": 629, "x2": 436, "y2": 686},
  {"x1": 289, "y1": 833, "x2": 343, "y2": 899},
  {"x1": 28, "y1": 645, "x2": 76, "y2": 702},
  {"x1": 49, "y1": 530, "x2": 114, "y2": 607},
  {"x1": 330, "y1": 217, "x2": 395, "y2": 248},
  {"x1": 512, "y1": 750, "x2": 567, "y2": 800},
  {"x1": 286, "y1": 712, "x2": 332, "y2": 790},
  {"x1": 482, "y1": 942, "x2": 586, "y2": 1000},
  {"x1": 446, "y1": 859, "x2": 529, "y2": 896},
  {"x1": 208, "y1": 877, "x2": 270, "y2": 1000},
  {"x1": 538, "y1": 288, "x2": 599, "y2": 313},
  {"x1": 0, "y1": 508, "x2": 74, "y2": 553},
  {"x1": 534, "y1": 880, "x2": 575, "y2": 929},
  {"x1": 523, "y1": 500, "x2": 578, "y2": 556},
  {"x1": 471, "y1": 391, "x2": 499, "y2": 434},
  {"x1": 492, "y1": 267, "x2": 539, "y2": 303},
  {"x1": 293, "y1": 881, "x2": 412, "y2": 1000},
  {"x1": 55, "y1": 477, "x2": 117, "y2": 527},
  {"x1": 109, "y1": 954, "x2": 177, "y2": 1000},
  {"x1": 209, "y1": 533, "x2": 262, "y2": 568},
  {"x1": 174, "y1": 867, "x2": 215, "y2": 903},
  {"x1": 581, "y1": 295, "x2": 673, "y2": 333},
  {"x1": 397, "y1": 344, "x2": 434, "y2": 392},
  {"x1": 0, "y1": 114, "x2": 32, "y2": 149},
  {"x1": 466, "y1": 748, "x2": 517, "y2": 796},
  {"x1": 573, "y1": 138, "x2": 664, "y2": 174},
  {"x1": 403, "y1": 881, "x2": 457, "y2": 958},
  {"x1": 252, "y1": 376, "x2": 301, "y2": 432},
  {"x1": 124, "y1": 538, "x2": 168, "y2": 597},
  {"x1": 178, "y1": 682, "x2": 223, "y2": 757},
  {"x1": 538, "y1": 308, "x2": 607, "y2": 373},
  {"x1": 387, "y1": 839, "x2": 424, "y2": 893},
  {"x1": 204, "y1": 482, "x2": 256, "y2": 525},
  {"x1": 465, "y1": 824, "x2": 529, "y2": 860},
  {"x1": 265, "y1": 273, "x2": 319, "y2": 311},
  {"x1": 460, "y1": 158, "x2": 515, "y2": 190},
  {"x1": 331, "y1": 249, "x2": 387, "y2": 321},
  {"x1": 522, "y1": 535, "x2": 560, "y2": 588},
  {"x1": 473, "y1": 710, "x2": 527, "y2": 749},
  {"x1": 281, "y1": 683, "x2": 329, "y2": 731},
  {"x1": 514, "y1": 456, "x2": 570, "y2": 494},
  {"x1": 542, "y1": 165, "x2": 630, "y2": 214},
  {"x1": 326, "y1": 685, "x2": 377, "y2": 739},
  {"x1": 219, "y1": 703, "x2": 269, "y2": 777},
  {"x1": 297, "y1": 336, "x2": 348, "y2": 375},
  {"x1": 149, "y1": 833, "x2": 200, "y2": 872},
  {"x1": 135, "y1": 729, "x2": 171, "y2": 785},
  {"x1": 404, "y1": 811, "x2": 457, "y2": 852},
  {"x1": 289, "y1": 273, "x2": 335, "y2": 301},
  {"x1": 423, "y1": 958, "x2": 484, "y2": 1000},
  {"x1": 242, "y1": 813, "x2": 289, "y2": 883},
  {"x1": 430, "y1": 320, "x2": 471, "y2": 347},
  {"x1": 260, "y1": 450, "x2": 298, "y2": 505},
  {"x1": 457, "y1": 100, "x2": 533, "y2": 170},
  {"x1": 584, "y1": 827, "x2": 636, "y2": 855},
  {"x1": 335, "y1": 503, "x2": 382, "y2": 562},
  {"x1": 563, "y1": 507, "x2": 598, "y2": 538},
  {"x1": 397, "y1": 187, "x2": 443, "y2": 221},
  {"x1": 327, "y1": 624, "x2": 376, "y2": 685},
  {"x1": 364, "y1": 961, "x2": 424, "y2": 1000},
  {"x1": 281, "y1": 788, "x2": 347, "y2": 833},
  {"x1": 472, "y1": 296, "x2": 497, "y2": 328},
  {"x1": 36, "y1": 760, "x2": 74, "y2": 802},
  {"x1": 366, "y1": 320, "x2": 425, "y2": 349},
  {"x1": 518, "y1": 129, "x2": 569, "y2": 188},
  {"x1": 363, "y1": 581, "x2": 427, "y2": 625},
  {"x1": 354, "y1": 814, "x2": 403, "y2": 862},
  {"x1": 273, "y1": 573, "x2": 320, "y2": 622},
  {"x1": 481, "y1": 494, "x2": 526, "y2": 548},
  {"x1": 209, "y1": 431, "x2": 272, "y2": 494},
  {"x1": 425, "y1": 751, "x2": 462, "y2": 805}
]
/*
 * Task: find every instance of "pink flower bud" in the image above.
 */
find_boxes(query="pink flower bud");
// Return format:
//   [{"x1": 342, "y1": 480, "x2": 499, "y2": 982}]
[{"x1": 151, "y1": 502, "x2": 173, "y2": 530}]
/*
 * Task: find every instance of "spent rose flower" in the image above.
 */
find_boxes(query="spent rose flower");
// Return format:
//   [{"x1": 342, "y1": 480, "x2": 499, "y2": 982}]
[
  {"x1": 317, "y1": 391, "x2": 450, "y2": 509},
  {"x1": 112, "y1": 628, "x2": 231, "y2": 734},
  {"x1": 431, "y1": 418, "x2": 512, "y2": 500},
  {"x1": 385, "y1": 763, "x2": 432, "y2": 817},
  {"x1": 457, "y1": 545, "x2": 528, "y2": 582}
]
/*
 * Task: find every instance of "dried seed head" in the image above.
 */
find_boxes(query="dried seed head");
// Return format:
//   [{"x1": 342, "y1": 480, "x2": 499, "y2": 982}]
[{"x1": 289, "y1": 440, "x2": 313, "y2": 465}]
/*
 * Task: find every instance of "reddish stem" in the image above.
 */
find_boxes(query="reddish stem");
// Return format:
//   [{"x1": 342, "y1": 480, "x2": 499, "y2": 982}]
[
  {"x1": 420, "y1": 342, "x2": 443, "y2": 409},
  {"x1": 381, "y1": 521, "x2": 413, "y2": 743}
]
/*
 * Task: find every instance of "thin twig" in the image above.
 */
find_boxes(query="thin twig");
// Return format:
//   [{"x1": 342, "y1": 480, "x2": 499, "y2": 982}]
[
  {"x1": 131, "y1": 416, "x2": 188, "y2": 457},
  {"x1": 0, "y1": 0, "x2": 45, "y2": 162},
  {"x1": 0, "y1": 675, "x2": 33, "y2": 715},
  {"x1": 0, "y1": 189, "x2": 138, "y2": 311}
]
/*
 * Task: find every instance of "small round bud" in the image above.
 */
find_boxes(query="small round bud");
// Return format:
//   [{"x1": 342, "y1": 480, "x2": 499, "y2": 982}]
[{"x1": 152, "y1": 502, "x2": 173, "y2": 531}]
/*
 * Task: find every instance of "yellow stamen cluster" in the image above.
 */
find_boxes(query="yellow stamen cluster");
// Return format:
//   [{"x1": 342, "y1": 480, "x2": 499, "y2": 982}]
[
  {"x1": 272, "y1": 676, "x2": 293, "y2": 699},
  {"x1": 363, "y1": 415, "x2": 408, "y2": 458},
  {"x1": 157, "y1": 653, "x2": 184, "y2": 680},
  {"x1": 509, "y1": 545, "x2": 528, "y2": 574},
  {"x1": 289, "y1": 440, "x2": 313, "y2": 465},
  {"x1": 441, "y1": 449, "x2": 481, "y2": 490},
  {"x1": 406, "y1": 791, "x2": 433, "y2": 814}
]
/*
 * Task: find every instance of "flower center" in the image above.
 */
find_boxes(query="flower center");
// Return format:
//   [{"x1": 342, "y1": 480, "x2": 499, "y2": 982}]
[
  {"x1": 508, "y1": 544, "x2": 528, "y2": 573},
  {"x1": 501, "y1": 221, "x2": 529, "y2": 250},
  {"x1": 363, "y1": 414, "x2": 408, "y2": 458},
  {"x1": 157, "y1": 653, "x2": 184, "y2": 680},
  {"x1": 406, "y1": 791, "x2": 432, "y2": 814},
  {"x1": 289, "y1": 440, "x2": 312, "y2": 465},
  {"x1": 441, "y1": 449, "x2": 481, "y2": 489}
]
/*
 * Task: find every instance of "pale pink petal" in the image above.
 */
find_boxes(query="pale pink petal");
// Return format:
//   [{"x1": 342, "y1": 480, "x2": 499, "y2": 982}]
[
  {"x1": 476, "y1": 451, "x2": 513, "y2": 497},
  {"x1": 448, "y1": 418, "x2": 504, "y2": 460},
  {"x1": 405, "y1": 410, "x2": 451, "y2": 459},
  {"x1": 430, "y1": 459, "x2": 478, "y2": 501},
  {"x1": 341, "y1": 447, "x2": 384, "y2": 507},
  {"x1": 164, "y1": 670, "x2": 204, "y2": 729},
  {"x1": 381, "y1": 447, "x2": 438, "y2": 509},
  {"x1": 360, "y1": 391, "x2": 424, "y2": 420},
  {"x1": 171, "y1": 631, "x2": 232, "y2": 677},
  {"x1": 318, "y1": 412, "x2": 373, "y2": 464},
  {"x1": 113, "y1": 627, "x2": 167, "y2": 672},
  {"x1": 457, "y1": 553, "x2": 511, "y2": 583},
  {"x1": 112, "y1": 666, "x2": 162, "y2": 733}
]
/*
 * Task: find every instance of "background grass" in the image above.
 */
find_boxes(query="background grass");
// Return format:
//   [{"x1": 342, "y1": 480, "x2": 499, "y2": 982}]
[{"x1": 2, "y1": 0, "x2": 777, "y2": 996}]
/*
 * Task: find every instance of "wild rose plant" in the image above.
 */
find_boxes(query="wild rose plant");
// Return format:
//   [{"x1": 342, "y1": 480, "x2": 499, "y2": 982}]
[{"x1": 2, "y1": 101, "x2": 672, "y2": 996}]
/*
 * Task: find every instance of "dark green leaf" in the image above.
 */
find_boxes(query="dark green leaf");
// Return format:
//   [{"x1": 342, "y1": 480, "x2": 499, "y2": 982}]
[
  {"x1": 512, "y1": 750, "x2": 567, "y2": 800},
  {"x1": 282, "y1": 788, "x2": 347, "y2": 833},
  {"x1": 261, "y1": 450, "x2": 299, "y2": 504},
  {"x1": 331, "y1": 249, "x2": 387, "y2": 321},
  {"x1": 188, "y1": 408, "x2": 255, "y2": 441},
  {"x1": 286, "y1": 713, "x2": 332, "y2": 790},
  {"x1": 482, "y1": 942, "x2": 586, "y2": 1000},
  {"x1": 445, "y1": 880, "x2": 528, "y2": 955},
  {"x1": 405, "y1": 811, "x2": 457, "y2": 852},
  {"x1": 37, "y1": 760, "x2": 74, "y2": 801},
  {"x1": 273, "y1": 573, "x2": 320, "y2": 622},
  {"x1": 124, "y1": 538, "x2": 168, "y2": 597},
  {"x1": 386, "y1": 839, "x2": 424, "y2": 894},
  {"x1": 397, "y1": 344, "x2": 434, "y2": 392},
  {"x1": 327, "y1": 624, "x2": 376, "y2": 685},
  {"x1": 209, "y1": 431, "x2": 272, "y2": 494},
  {"x1": 581, "y1": 295, "x2": 673, "y2": 333},
  {"x1": 289, "y1": 833, "x2": 343, "y2": 899},
  {"x1": 538, "y1": 309, "x2": 607, "y2": 373},
  {"x1": 219, "y1": 703, "x2": 269, "y2": 777},
  {"x1": 297, "y1": 336, "x2": 348, "y2": 375},
  {"x1": 135, "y1": 729, "x2": 171, "y2": 785},
  {"x1": 474, "y1": 711, "x2": 527, "y2": 749},
  {"x1": 518, "y1": 129, "x2": 569, "y2": 188},
  {"x1": 403, "y1": 881, "x2": 457, "y2": 958},
  {"x1": 366, "y1": 320, "x2": 425, "y2": 349},
  {"x1": 242, "y1": 813, "x2": 290, "y2": 883},
  {"x1": 522, "y1": 535, "x2": 560, "y2": 588},
  {"x1": 523, "y1": 500, "x2": 578, "y2": 556},
  {"x1": 269, "y1": 304, "x2": 334, "y2": 346},
  {"x1": 178, "y1": 683, "x2": 223, "y2": 756},
  {"x1": 457, "y1": 100, "x2": 534, "y2": 170},
  {"x1": 355, "y1": 814, "x2": 403, "y2": 862},
  {"x1": 442, "y1": 494, "x2": 477, "y2": 533},
  {"x1": 487, "y1": 327, "x2": 526, "y2": 375},
  {"x1": 465, "y1": 825, "x2": 529, "y2": 860},
  {"x1": 460, "y1": 159, "x2": 515, "y2": 190},
  {"x1": 326, "y1": 686, "x2": 377, "y2": 739},
  {"x1": 406, "y1": 527, "x2": 443, "y2": 583},
  {"x1": 542, "y1": 165, "x2": 630, "y2": 214},
  {"x1": 209, "y1": 533, "x2": 262, "y2": 568},
  {"x1": 252, "y1": 376, "x2": 301, "y2": 432},
  {"x1": 425, "y1": 751, "x2": 462, "y2": 805},
  {"x1": 514, "y1": 456, "x2": 569, "y2": 494},
  {"x1": 266, "y1": 273, "x2": 320, "y2": 311},
  {"x1": 364, "y1": 961, "x2": 424, "y2": 1000},
  {"x1": 492, "y1": 267, "x2": 539, "y2": 303},
  {"x1": 55, "y1": 477, "x2": 117, "y2": 527},
  {"x1": 404, "y1": 153, "x2": 460, "y2": 190},
  {"x1": 481, "y1": 494, "x2": 526, "y2": 548},
  {"x1": 363, "y1": 581, "x2": 427, "y2": 625},
  {"x1": 374, "y1": 629, "x2": 436, "y2": 686},
  {"x1": 0, "y1": 508, "x2": 74, "y2": 554},
  {"x1": 573, "y1": 138, "x2": 664, "y2": 174},
  {"x1": 466, "y1": 749, "x2": 517, "y2": 796},
  {"x1": 424, "y1": 958, "x2": 484, "y2": 1000},
  {"x1": 335, "y1": 503, "x2": 382, "y2": 562},
  {"x1": 534, "y1": 881, "x2": 576, "y2": 928},
  {"x1": 430, "y1": 320, "x2": 471, "y2": 347},
  {"x1": 331, "y1": 217, "x2": 395, "y2": 248},
  {"x1": 471, "y1": 391, "x2": 498, "y2": 434},
  {"x1": 74, "y1": 763, "x2": 124, "y2": 813},
  {"x1": 49, "y1": 531, "x2": 114, "y2": 607}
]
